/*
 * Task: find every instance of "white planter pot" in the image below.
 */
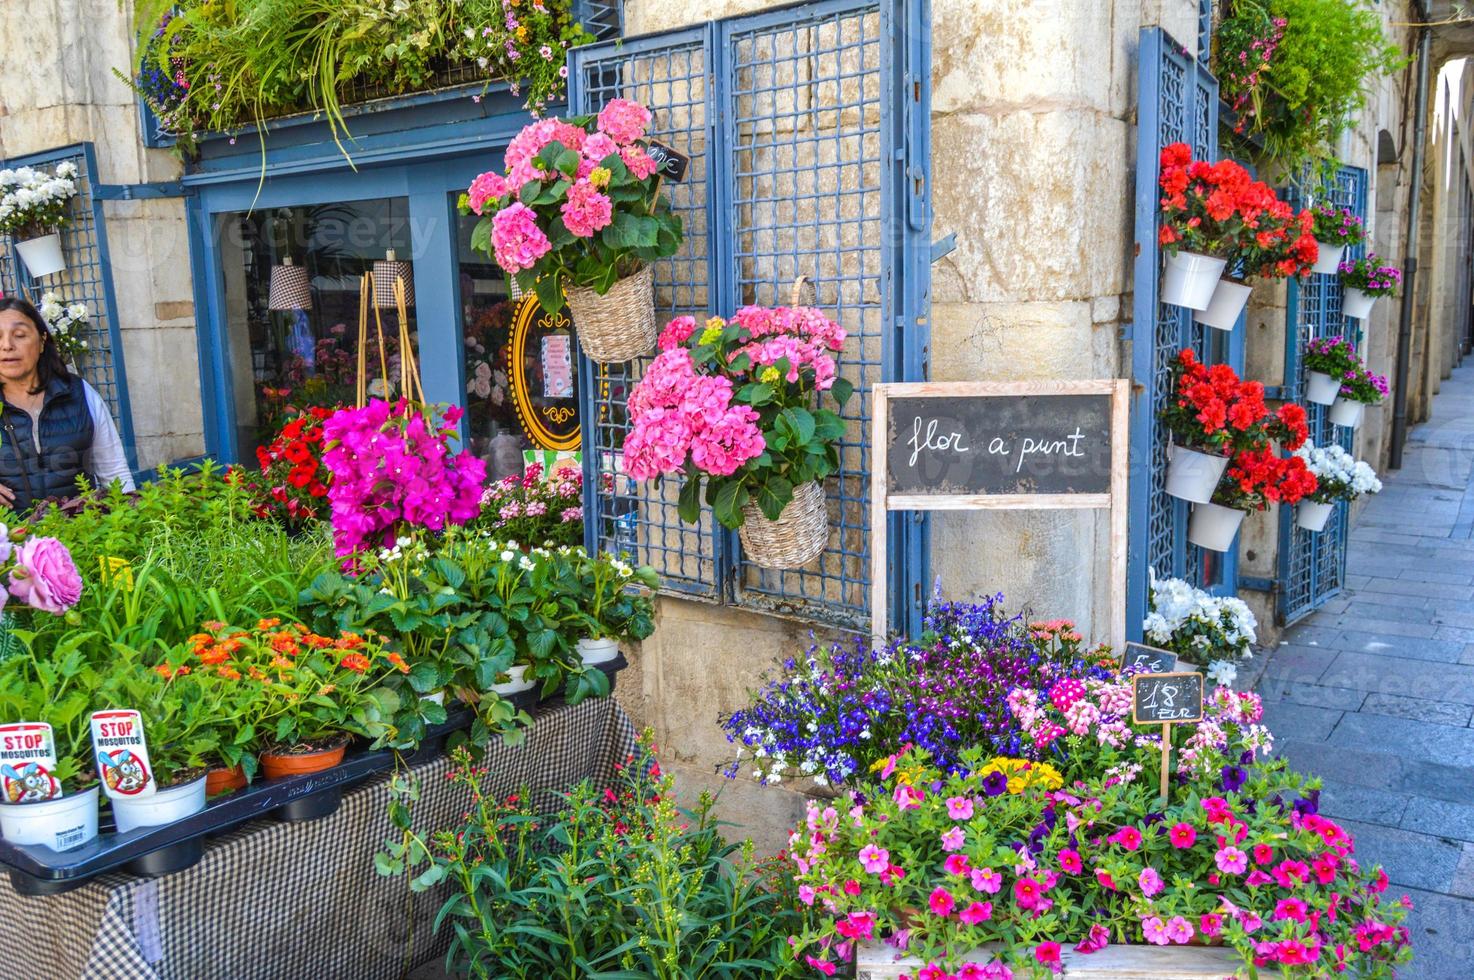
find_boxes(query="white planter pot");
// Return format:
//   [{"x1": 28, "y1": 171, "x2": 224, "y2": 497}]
[
  {"x1": 1329, "y1": 396, "x2": 1366, "y2": 429},
  {"x1": 15, "y1": 232, "x2": 65, "y2": 278},
  {"x1": 1192, "y1": 278, "x2": 1252, "y2": 330},
  {"x1": 420, "y1": 690, "x2": 446, "y2": 705},
  {"x1": 1342, "y1": 286, "x2": 1378, "y2": 319},
  {"x1": 1305, "y1": 370, "x2": 1342, "y2": 405},
  {"x1": 1161, "y1": 251, "x2": 1228, "y2": 311},
  {"x1": 1311, "y1": 240, "x2": 1346, "y2": 275},
  {"x1": 112, "y1": 776, "x2": 206, "y2": 835},
  {"x1": 1165, "y1": 445, "x2": 1230, "y2": 504},
  {"x1": 1187, "y1": 502, "x2": 1247, "y2": 552},
  {"x1": 577, "y1": 637, "x2": 620, "y2": 665},
  {"x1": 0, "y1": 786, "x2": 98, "y2": 851},
  {"x1": 1296, "y1": 500, "x2": 1335, "y2": 533},
  {"x1": 489, "y1": 664, "x2": 536, "y2": 696}
]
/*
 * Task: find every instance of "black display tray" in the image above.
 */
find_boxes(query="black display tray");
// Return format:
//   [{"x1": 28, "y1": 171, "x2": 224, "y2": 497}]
[{"x1": 0, "y1": 655, "x2": 625, "y2": 895}]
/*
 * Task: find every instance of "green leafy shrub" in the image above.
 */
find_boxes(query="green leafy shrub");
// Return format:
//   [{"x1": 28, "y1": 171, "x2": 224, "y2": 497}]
[{"x1": 1214, "y1": 0, "x2": 1406, "y2": 174}]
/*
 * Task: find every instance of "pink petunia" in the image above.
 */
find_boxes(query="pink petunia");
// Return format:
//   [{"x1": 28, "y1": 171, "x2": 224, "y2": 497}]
[
  {"x1": 928, "y1": 886, "x2": 955, "y2": 918},
  {"x1": 970, "y1": 866, "x2": 1002, "y2": 894},
  {"x1": 946, "y1": 796, "x2": 975, "y2": 820},
  {"x1": 1215, "y1": 846, "x2": 1248, "y2": 875},
  {"x1": 944, "y1": 854, "x2": 971, "y2": 876},
  {"x1": 1109, "y1": 826, "x2": 1143, "y2": 851},
  {"x1": 1165, "y1": 916, "x2": 1194, "y2": 944},
  {"x1": 1138, "y1": 867, "x2": 1164, "y2": 897},
  {"x1": 1033, "y1": 942, "x2": 1062, "y2": 973},
  {"x1": 1058, "y1": 849, "x2": 1083, "y2": 875},
  {"x1": 1074, "y1": 923, "x2": 1110, "y2": 954},
  {"x1": 858, "y1": 844, "x2": 889, "y2": 874},
  {"x1": 1168, "y1": 822, "x2": 1197, "y2": 848},
  {"x1": 1141, "y1": 916, "x2": 1170, "y2": 946},
  {"x1": 958, "y1": 900, "x2": 993, "y2": 925},
  {"x1": 941, "y1": 826, "x2": 967, "y2": 852}
]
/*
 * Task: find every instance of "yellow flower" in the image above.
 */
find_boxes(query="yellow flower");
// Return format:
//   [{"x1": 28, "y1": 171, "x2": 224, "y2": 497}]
[
  {"x1": 589, "y1": 166, "x2": 612, "y2": 188},
  {"x1": 760, "y1": 366, "x2": 780, "y2": 383},
  {"x1": 706, "y1": 316, "x2": 726, "y2": 331},
  {"x1": 516, "y1": 26, "x2": 529, "y2": 41},
  {"x1": 699, "y1": 325, "x2": 723, "y2": 345}
]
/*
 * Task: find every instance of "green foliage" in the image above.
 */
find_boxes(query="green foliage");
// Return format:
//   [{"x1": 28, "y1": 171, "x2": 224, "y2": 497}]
[
  {"x1": 129, "y1": 0, "x2": 595, "y2": 161},
  {"x1": 378, "y1": 737, "x2": 807, "y2": 979},
  {"x1": 1215, "y1": 0, "x2": 1407, "y2": 175}
]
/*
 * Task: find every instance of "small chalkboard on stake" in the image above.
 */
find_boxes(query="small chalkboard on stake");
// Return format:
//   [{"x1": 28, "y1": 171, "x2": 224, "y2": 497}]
[
  {"x1": 1131, "y1": 672, "x2": 1205, "y2": 724},
  {"x1": 1123, "y1": 642, "x2": 1178, "y2": 675},
  {"x1": 644, "y1": 141, "x2": 689, "y2": 182}
]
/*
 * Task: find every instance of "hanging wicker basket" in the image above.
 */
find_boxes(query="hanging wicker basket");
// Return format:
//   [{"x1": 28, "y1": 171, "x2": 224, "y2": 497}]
[
  {"x1": 565, "y1": 264, "x2": 657, "y2": 363},
  {"x1": 738, "y1": 481, "x2": 828, "y2": 569}
]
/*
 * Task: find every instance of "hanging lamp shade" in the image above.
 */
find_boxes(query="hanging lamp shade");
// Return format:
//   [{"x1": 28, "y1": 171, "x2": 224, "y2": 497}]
[
  {"x1": 267, "y1": 256, "x2": 312, "y2": 312},
  {"x1": 373, "y1": 249, "x2": 415, "y2": 309}
]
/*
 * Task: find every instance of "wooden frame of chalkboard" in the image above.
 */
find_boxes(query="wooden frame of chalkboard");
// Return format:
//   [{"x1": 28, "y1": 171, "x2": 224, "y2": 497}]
[{"x1": 870, "y1": 380, "x2": 1130, "y2": 647}]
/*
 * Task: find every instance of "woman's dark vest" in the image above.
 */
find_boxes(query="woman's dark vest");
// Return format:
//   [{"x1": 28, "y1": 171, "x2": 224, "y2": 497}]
[{"x1": 0, "y1": 376, "x2": 94, "y2": 515}]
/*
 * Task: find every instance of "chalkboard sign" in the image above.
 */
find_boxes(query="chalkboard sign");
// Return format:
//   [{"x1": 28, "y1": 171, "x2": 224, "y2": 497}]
[
  {"x1": 1123, "y1": 642, "x2": 1177, "y2": 674},
  {"x1": 886, "y1": 394, "x2": 1113, "y2": 497},
  {"x1": 645, "y1": 141, "x2": 690, "y2": 182},
  {"x1": 870, "y1": 381, "x2": 1129, "y2": 647},
  {"x1": 1131, "y1": 672, "x2": 1205, "y2": 724}
]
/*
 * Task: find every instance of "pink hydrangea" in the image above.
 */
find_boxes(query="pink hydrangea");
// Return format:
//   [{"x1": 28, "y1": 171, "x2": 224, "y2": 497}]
[
  {"x1": 561, "y1": 179, "x2": 614, "y2": 238},
  {"x1": 658, "y1": 315, "x2": 697, "y2": 351},
  {"x1": 503, "y1": 117, "x2": 587, "y2": 187},
  {"x1": 581, "y1": 132, "x2": 621, "y2": 167},
  {"x1": 466, "y1": 171, "x2": 508, "y2": 215},
  {"x1": 490, "y1": 203, "x2": 552, "y2": 274},
  {"x1": 597, "y1": 98, "x2": 652, "y2": 144},
  {"x1": 620, "y1": 144, "x2": 659, "y2": 180}
]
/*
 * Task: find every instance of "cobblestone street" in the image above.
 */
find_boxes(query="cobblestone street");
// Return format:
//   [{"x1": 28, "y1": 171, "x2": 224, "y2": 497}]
[{"x1": 1259, "y1": 364, "x2": 1474, "y2": 980}]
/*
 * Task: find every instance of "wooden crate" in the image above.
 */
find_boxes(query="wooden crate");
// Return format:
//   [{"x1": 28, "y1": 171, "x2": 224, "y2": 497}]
[{"x1": 855, "y1": 941, "x2": 1243, "y2": 979}]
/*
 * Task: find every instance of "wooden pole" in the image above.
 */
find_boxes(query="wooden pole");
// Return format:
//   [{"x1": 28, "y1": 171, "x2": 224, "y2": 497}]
[{"x1": 1159, "y1": 722, "x2": 1172, "y2": 806}]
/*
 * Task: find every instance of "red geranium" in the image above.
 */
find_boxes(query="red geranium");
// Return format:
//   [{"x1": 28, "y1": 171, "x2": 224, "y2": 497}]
[
  {"x1": 1216, "y1": 447, "x2": 1319, "y2": 512},
  {"x1": 1158, "y1": 143, "x2": 1318, "y2": 279},
  {"x1": 247, "y1": 405, "x2": 336, "y2": 527}
]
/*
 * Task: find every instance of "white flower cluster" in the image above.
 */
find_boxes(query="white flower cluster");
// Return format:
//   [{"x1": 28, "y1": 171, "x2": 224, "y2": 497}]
[
  {"x1": 1293, "y1": 439, "x2": 1382, "y2": 503},
  {"x1": 0, "y1": 162, "x2": 78, "y2": 236},
  {"x1": 1144, "y1": 571, "x2": 1257, "y2": 685},
  {"x1": 37, "y1": 292, "x2": 89, "y2": 360}
]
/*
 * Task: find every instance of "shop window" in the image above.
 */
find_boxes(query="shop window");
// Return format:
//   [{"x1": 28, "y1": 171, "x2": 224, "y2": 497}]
[
  {"x1": 453, "y1": 199, "x2": 580, "y2": 482},
  {"x1": 216, "y1": 199, "x2": 420, "y2": 457}
]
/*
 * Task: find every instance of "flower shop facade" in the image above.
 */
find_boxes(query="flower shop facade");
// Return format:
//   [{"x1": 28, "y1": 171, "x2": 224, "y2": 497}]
[{"x1": 3, "y1": 0, "x2": 1474, "y2": 839}]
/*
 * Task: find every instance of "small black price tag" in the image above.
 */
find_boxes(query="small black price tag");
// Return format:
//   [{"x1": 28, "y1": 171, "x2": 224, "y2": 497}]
[
  {"x1": 1123, "y1": 641, "x2": 1177, "y2": 674},
  {"x1": 645, "y1": 140, "x2": 690, "y2": 182},
  {"x1": 1131, "y1": 672, "x2": 1205, "y2": 725}
]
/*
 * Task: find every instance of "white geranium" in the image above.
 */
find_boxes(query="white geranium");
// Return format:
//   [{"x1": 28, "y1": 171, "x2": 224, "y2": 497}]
[
  {"x1": 1145, "y1": 570, "x2": 1257, "y2": 667},
  {"x1": 0, "y1": 163, "x2": 78, "y2": 237},
  {"x1": 1293, "y1": 439, "x2": 1383, "y2": 503}
]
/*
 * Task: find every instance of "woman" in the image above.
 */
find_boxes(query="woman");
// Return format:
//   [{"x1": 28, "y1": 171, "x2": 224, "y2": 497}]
[{"x1": 0, "y1": 297, "x2": 134, "y2": 514}]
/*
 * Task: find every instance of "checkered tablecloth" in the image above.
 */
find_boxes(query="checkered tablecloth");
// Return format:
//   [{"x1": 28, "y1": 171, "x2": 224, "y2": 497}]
[{"x1": 0, "y1": 697, "x2": 637, "y2": 980}]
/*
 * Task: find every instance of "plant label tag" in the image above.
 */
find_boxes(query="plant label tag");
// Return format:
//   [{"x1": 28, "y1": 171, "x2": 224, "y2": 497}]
[
  {"x1": 99, "y1": 556, "x2": 134, "y2": 592},
  {"x1": 0, "y1": 722, "x2": 61, "y2": 802},
  {"x1": 645, "y1": 140, "x2": 690, "y2": 182},
  {"x1": 1123, "y1": 642, "x2": 1177, "y2": 674},
  {"x1": 90, "y1": 710, "x2": 155, "y2": 799}
]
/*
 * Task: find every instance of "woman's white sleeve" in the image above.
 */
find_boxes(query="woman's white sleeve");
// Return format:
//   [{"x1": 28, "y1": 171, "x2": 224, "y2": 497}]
[{"x1": 83, "y1": 382, "x2": 137, "y2": 493}]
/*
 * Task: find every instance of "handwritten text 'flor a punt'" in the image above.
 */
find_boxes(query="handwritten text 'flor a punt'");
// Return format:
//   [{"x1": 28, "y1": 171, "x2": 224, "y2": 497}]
[{"x1": 908, "y1": 417, "x2": 1088, "y2": 473}]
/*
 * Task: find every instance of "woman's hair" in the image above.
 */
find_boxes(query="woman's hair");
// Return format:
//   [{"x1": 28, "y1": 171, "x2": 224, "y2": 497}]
[{"x1": 0, "y1": 296, "x2": 72, "y2": 394}]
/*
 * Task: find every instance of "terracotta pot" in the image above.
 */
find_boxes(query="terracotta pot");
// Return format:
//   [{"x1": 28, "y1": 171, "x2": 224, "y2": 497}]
[
  {"x1": 261, "y1": 742, "x2": 346, "y2": 780},
  {"x1": 205, "y1": 764, "x2": 248, "y2": 797}
]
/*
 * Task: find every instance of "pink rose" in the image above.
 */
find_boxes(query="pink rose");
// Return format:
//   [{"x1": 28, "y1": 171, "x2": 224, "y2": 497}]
[{"x1": 8, "y1": 536, "x2": 82, "y2": 614}]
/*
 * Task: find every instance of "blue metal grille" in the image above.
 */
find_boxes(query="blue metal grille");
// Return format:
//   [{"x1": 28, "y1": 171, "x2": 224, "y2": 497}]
[
  {"x1": 1127, "y1": 29, "x2": 1223, "y2": 639},
  {"x1": 0, "y1": 144, "x2": 137, "y2": 471},
  {"x1": 1198, "y1": 0, "x2": 1214, "y2": 65},
  {"x1": 1278, "y1": 166, "x2": 1368, "y2": 623},
  {"x1": 570, "y1": 0, "x2": 928, "y2": 630},
  {"x1": 574, "y1": 0, "x2": 623, "y2": 40}
]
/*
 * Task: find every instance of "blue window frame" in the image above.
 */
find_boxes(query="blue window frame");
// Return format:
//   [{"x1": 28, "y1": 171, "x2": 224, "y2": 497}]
[
  {"x1": 0, "y1": 142, "x2": 138, "y2": 473},
  {"x1": 1127, "y1": 28, "x2": 1241, "y2": 641},
  {"x1": 1277, "y1": 166, "x2": 1368, "y2": 624},
  {"x1": 567, "y1": 0, "x2": 932, "y2": 633}
]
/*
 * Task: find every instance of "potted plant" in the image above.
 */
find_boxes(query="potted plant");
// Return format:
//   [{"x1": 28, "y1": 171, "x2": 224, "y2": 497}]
[
  {"x1": 36, "y1": 293, "x2": 90, "y2": 367},
  {"x1": 1189, "y1": 441, "x2": 1318, "y2": 552},
  {"x1": 1339, "y1": 253, "x2": 1401, "y2": 319},
  {"x1": 566, "y1": 550, "x2": 658, "y2": 664},
  {"x1": 1143, "y1": 571, "x2": 1257, "y2": 686},
  {"x1": 244, "y1": 406, "x2": 335, "y2": 529},
  {"x1": 1307, "y1": 203, "x2": 1365, "y2": 274},
  {"x1": 1330, "y1": 364, "x2": 1389, "y2": 429},
  {"x1": 1157, "y1": 144, "x2": 1246, "y2": 311},
  {"x1": 463, "y1": 100, "x2": 684, "y2": 363},
  {"x1": 0, "y1": 162, "x2": 79, "y2": 278},
  {"x1": 1159, "y1": 350, "x2": 1268, "y2": 503},
  {"x1": 472, "y1": 462, "x2": 587, "y2": 549},
  {"x1": 1157, "y1": 147, "x2": 1319, "y2": 330},
  {"x1": 1292, "y1": 438, "x2": 1383, "y2": 532},
  {"x1": 1301, "y1": 334, "x2": 1360, "y2": 405},
  {"x1": 624, "y1": 306, "x2": 851, "y2": 569}
]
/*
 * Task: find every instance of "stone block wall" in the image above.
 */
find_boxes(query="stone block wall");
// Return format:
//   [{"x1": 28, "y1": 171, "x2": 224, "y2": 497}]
[{"x1": 0, "y1": 0, "x2": 205, "y2": 470}]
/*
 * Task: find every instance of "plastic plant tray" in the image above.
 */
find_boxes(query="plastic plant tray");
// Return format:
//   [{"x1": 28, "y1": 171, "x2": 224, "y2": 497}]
[{"x1": 0, "y1": 655, "x2": 625, "y2": 895}]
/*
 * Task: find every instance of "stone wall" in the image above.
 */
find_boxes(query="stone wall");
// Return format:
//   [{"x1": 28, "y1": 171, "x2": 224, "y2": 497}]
[{"x1": 0, "y1": 0, "x2": 204, "y2": 469}]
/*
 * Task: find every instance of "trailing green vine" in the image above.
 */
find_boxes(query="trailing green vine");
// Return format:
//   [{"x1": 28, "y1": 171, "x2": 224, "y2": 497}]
[{"x1": 1214, "y1": 0, "x2": 1407, "y2": 176}]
